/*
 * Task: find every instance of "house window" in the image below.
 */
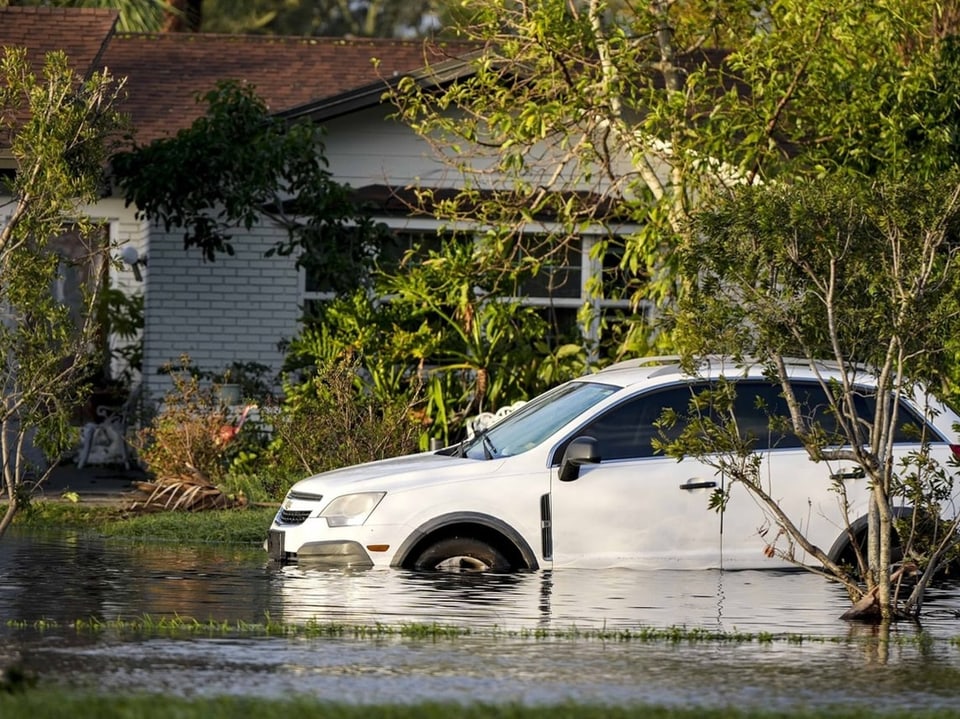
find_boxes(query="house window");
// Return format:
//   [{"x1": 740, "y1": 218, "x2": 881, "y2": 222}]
[
  {"x1": 516, "y1": 237, "x2": 582, "y2": 300},
  {"x1": 300, "y1": 227, "x2": 645, "y2": 350},
  {"x1": 300, "y1": 228, "x2": 458, "y2": 320},
  {"x1": 509, "y1": 233, "x2": 640, "y2": 349},
  {"x1": 301, "y1": 274, "x2": 336, "y2": 320},
  {"x1": 377, "y1": 229, "x2": 450, "y2": 270}
]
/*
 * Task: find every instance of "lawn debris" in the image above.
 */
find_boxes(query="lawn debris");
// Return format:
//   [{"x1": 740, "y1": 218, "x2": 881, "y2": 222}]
[{"x1": 127, "y1": 470, "x2": 246, "y2": 512}]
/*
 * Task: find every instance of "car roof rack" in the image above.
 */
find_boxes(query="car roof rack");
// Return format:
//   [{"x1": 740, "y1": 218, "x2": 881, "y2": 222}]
[
  {"x1": 600, "y1": 355, "x2": 682, "y2": 371},
  {"x1": 602, "y1": 354, "x2": 857, "y2": 378}
]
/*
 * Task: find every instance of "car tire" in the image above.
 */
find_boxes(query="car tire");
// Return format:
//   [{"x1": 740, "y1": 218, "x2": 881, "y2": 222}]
[
  {"x1": 412, "y1": 537, "x2": 513, "y2": 572},
  {"x1": 836, "y1": 529, "x2": 904, "y2": 574}
]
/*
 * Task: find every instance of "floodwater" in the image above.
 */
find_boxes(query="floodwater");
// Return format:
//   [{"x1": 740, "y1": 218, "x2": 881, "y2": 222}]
[{"x1": 3, "y1": 530, "x2": 960, "y2": 710}]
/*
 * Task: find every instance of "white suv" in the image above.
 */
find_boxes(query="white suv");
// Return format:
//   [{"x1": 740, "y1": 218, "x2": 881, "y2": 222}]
[{"x1": 266, "y1": 357, "x2": 960, "y2": 571}]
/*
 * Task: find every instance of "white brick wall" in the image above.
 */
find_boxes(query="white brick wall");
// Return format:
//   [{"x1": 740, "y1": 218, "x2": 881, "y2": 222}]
[
  {"x1": 142, "y1": 218, "x2": 301, "y2": 407},
  {"x1": 107, "y1": 209, "x2": 149, "y2": 380}
]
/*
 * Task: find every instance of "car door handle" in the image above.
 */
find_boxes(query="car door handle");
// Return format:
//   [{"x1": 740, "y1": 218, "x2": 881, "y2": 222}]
[
  {"x1": 680, "y1": 481, "x2": 717, "y2": 490},
  {"x1": 830, "y1": 467, "x2": 866, "y2": 480}
]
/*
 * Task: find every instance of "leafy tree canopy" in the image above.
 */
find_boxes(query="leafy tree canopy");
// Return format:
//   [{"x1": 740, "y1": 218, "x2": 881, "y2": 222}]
[
  {"x1": 674, "y1": 172, "x2": 960, "y2": 386},
  {"x1": 0, "y1": 47, "x2": 128, "y2": 536},
  {"x1": 665, "y1": 170, "x2": 960, "y2": 620},
  {"x1": 391, "y1": 0, "x2": 960, "y2": 354},
  {"x1": 111, "y1": 80, "x2": 388, "y2": 293}
]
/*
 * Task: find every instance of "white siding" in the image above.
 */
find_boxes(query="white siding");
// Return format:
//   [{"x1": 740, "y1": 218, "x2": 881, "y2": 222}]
[
  {"x1": 1, "y1": 196, "x2": 149, "y2": 383},
  {"x1": 322, "y1": 105, "x2": 630, "y2": 194},
  {"x1": 323, "y1": 105, "x2": 452, "y2": 188}
]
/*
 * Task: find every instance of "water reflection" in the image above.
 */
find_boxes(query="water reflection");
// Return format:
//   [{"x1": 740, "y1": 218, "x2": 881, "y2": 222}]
[
  {"x1": 274, "y1": 562, "x2": 960, "y2": 641},
  {"x1": 4, "y1": 529, "x2": 960, "y2": 637},
  {"x1": 271, "y1": 563, "x2": 860, "y2": 636},
  {"x1": 3, "y1": 530, "x2": 960, "y2": 708},
  {"x1": 0, "y1": 531, "x2": 271, "y2": 624}
]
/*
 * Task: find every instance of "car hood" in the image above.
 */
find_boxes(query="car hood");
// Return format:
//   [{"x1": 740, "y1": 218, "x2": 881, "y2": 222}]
[{"x1": 289, "y1": 452, "x2": 489, "y2": 495}]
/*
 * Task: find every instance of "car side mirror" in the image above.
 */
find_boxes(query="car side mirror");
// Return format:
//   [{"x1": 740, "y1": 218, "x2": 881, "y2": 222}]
[{"x1": 559, "y1": 436, "x2": 601, "y2": 482}]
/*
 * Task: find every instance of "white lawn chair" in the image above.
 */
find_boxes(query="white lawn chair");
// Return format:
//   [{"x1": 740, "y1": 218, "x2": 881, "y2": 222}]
[
  {"x1": 76, "y1": 383, "x2": 141, "y2": 470},
  {"x1": 465, "y1": 401, "x2": 527, "y2": 439}
]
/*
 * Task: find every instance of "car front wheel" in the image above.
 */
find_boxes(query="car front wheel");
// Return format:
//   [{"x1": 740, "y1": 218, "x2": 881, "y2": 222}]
[{"x1": 412, "y1": 537, "x2": 512, "y2": 572}]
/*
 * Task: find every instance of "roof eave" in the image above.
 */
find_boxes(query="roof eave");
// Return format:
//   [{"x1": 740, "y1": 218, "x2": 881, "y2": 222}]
[{"x1": 276, "y1": 52, "x2": 481, "y2": 124}]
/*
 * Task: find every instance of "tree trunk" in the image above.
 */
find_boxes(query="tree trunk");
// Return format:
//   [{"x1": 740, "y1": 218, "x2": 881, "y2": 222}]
[
  {"x1": 0, "y1": 500, "x2": 15, "y2": 538},
  {"x1": 877, "y1": 486, "x2": 894, "y2": 621},
  {"x1": 0, "y1": 458, "x2": 17, "y2": 538},
  {"x1": 163, "y1": 0, "x2": 203, "y2": 32},
  {"x1": 867, "y1": 490, "x2": 880, "y2": 589}
]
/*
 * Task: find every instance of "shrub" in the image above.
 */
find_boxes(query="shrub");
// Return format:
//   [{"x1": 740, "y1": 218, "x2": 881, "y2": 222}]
[
  {"x1": 258, "y1": 357, "x2": 423, "y2": 498},
  {"x1": 134, "y1": 370, "x2": 237, "y2": 485}
]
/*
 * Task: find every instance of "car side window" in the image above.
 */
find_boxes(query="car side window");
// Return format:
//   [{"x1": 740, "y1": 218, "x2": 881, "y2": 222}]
[
  {"x1": 568, "y1": 384, "x2": 700, "y2": 461},
  {"x1": 735, "y1": 380, "x2": 936, "y2": 448},
  {"x1": 731, "y1": 381, "x2": 843, "y2": 450},
  {"x1": 849, "y1": 389, "x2": 932, "y2": 443},
  {"x1": 555, "y1": 378, "x2": 939, "y2": 467}
]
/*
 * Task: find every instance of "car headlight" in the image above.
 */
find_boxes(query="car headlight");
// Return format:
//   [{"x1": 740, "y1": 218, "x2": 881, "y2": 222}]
[{"x1": 319, "y1": 492, "x2": 386, "y2": 527}]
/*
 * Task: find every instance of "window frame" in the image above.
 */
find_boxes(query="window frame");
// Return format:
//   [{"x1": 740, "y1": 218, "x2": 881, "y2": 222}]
[{"x1": 300, "y1": 222, "x2": 649, "y2": 347}]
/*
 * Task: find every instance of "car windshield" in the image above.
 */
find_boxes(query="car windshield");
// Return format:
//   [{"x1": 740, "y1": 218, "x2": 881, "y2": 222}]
[{"x1": 458, "y1": 381, "x2": 619, "y2": 460}]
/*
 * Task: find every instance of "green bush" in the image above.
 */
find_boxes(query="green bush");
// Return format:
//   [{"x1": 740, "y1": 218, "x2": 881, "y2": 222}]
[
  {"x1": 251, "y1": 357, "x2": 423, "y2": 499},
  {"x1": 135, "y1": 357, "x2": 421, "y2": 504}
]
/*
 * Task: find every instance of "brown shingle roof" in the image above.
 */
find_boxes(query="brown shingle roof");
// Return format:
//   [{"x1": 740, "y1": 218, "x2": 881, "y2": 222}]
[
  {"x1": 103, "y1": 33, "x2": 451, "y2": 145},
  {"x1": 0, "y1": 6, "x2": 118, "y2": 77},
  {"x1": 1, "y1": 6, "x2": 465, "y2": 147}
]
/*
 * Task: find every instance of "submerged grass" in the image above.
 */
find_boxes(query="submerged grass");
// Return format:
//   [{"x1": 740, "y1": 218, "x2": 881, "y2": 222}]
[
  {"x1": 2, "y1": 695, "x2": 960, "y2": 719},
  {"x1": 0, "y1": 612, "x2": 936, "y2": 647}
]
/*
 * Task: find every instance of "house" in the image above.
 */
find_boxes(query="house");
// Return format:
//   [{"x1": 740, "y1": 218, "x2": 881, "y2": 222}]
[
  {"x1": 0, "y1": 6, "x2": 641, "y2": 418},
  {"x1": 0, "y1": 6, "x2": 451, "y2": 404}
]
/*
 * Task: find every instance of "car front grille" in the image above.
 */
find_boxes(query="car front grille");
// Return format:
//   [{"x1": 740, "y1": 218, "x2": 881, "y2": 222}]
[{"x1": 277, "y1": 509, "x2": 312, "y2": 525}]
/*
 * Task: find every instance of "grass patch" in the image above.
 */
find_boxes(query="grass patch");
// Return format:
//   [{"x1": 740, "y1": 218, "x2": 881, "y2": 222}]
[
  {"x1": 10, "y1": 501, "x2": 121, "y2": 530},
  {"x1": 12, "y1": 613, "x2": 960, "y2": 652},
  {"x1": 8, "y1": 501, "x2": 276, "y2": 545},
  {"x1": 2, "y1": 694, "x2": 960, "y2": 719},
  {"x1": 101, "y1": 506, "x2": 276, "y2": 544}
]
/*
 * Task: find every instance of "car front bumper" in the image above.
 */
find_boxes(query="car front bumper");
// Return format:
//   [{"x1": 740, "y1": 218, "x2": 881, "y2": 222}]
[{"x1": 267, "y1": 530, "x2": 374, "y2": 569}]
